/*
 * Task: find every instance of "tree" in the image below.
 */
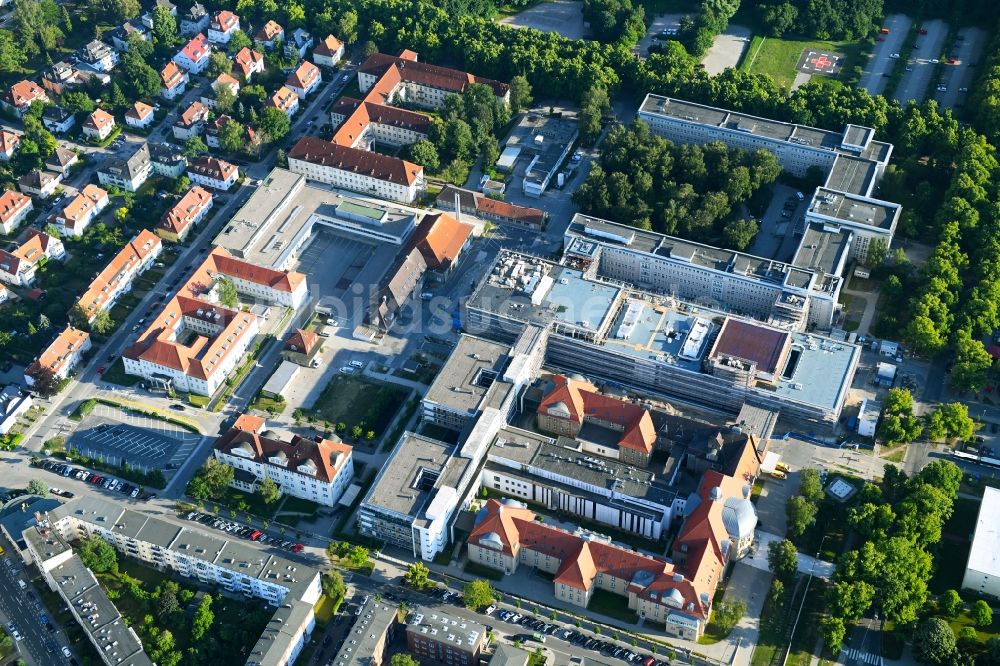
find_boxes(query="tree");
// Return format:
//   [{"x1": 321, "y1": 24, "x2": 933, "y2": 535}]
[
  {"x1": 337, "y1": 9, "x2": 358, "y2": 44},
  {"x1": 156, "y1": 588, "x2": 180, "y2": 621},
  {"x1": 479, "y1": 135, "x2": 500, "y2": 171},
  {"x1": 878, "y1": 387, "x2": 924, "y2": 444},
  {"x1": 509, "y1": 75, "x2": 533, "y2": 113},
  {"x1": 925, "y1": 403, "x2": 976, "y2": 442},
  {"x1": 322, "y1": 570, "x2": 346, "y2": 600},
  {"x1": 721, "y1": 218, "x2": 758, "y2": 251},
  {"x1": 785, "y1": 495, "x2": 817, "y2": 539},
  {"x1": 78, "y1": 536, "x2": 117, "y2": 573},
  {"x1": 183, "y1": 136, "x2": 208, "y2": 158},
  {"x1": 940, "y1": 589, "x2": 963, "y2": 618},
  {"x1": 216, "y1": 277, "x2": 239, "y2": 308},
  {"x1": 346, "y1": 545, "x2": 369, "y2": 568},
  {"x1": 207, "y1": 51, "x2": 232, "y2": 77},
  {"x1": 917, "y1": 460, "x2": 963, "y2": 499},
  {"x1": 390, "y1": 655, "x2": 419, "y2": 666},
  {"x1": 151, "y1": 5, "x2": 178, "y2": 47},
  {"x1": 29, "y1": 366, "x2": 61, "y2": 398},
  {"x1": 798, "y1": 468, "x2": 825, "y2": 503},
  {"x1": 105, "y1": 0, "x2": 140, "y2": 21},
  {"x1": 172, "y1": 174, "x2": 190, "y2": 195},
  {"x1": 361, "y1": 40, "x2": 377, "y2": 58},
  {"x1": 820, "y1": 616, "x2": 846, "y2": 653},
  {"x1": 26, "y1": 478, "x2": 48, "y2": 497},
  {"x1": 61, "y1": 91, "x2": 96, "y2": 115},
  {"x1": 188, "y1": 459, "x2": 234, "y2": 501},
  {"x1": 218, "y1": 118, "x2": 244, "y2": 153},
  {"x1": 463, "y1": 579, "x2": 495, "y2": 609},
  {"x1": 757, "y1": 1, "x2": 797, "y2": 36},
  {"x1": 913, "y1": 617, "x2": 957, "y2": 664},
  {"x1": 215, "y1": 87, "x2": 237, "y2": 116},
  {"x1": 767, "y1": 539, "x2": 798, "y2": 582},
  {"x1": 91, "y1": 309, "x2": 114, "y2": 335},
  {"x1": 0, "y1": 29, "x2": 26, "y2": 72},
  {"x1": 258, "y1": 106, "x2": 291, "y2": 141},
  {"x1": 404, "y1": 562, "x2": 430, "y2": 589},
  {"x1": 951, "y1": 329, "x2": 993, "y2": 392},
  {"x1": 579, "y1": 84, "x2": 609, "y2": 144},
  {"x1": 227, "y1": 29, "x2": 252, "y2": 54},
  {"x1": 405, "y1": 139, "x2": 440, "y2": 172},
  {"x1": 190, "y1": 594, "x2": 214, "y2": 641},
  {"x1": 107, "y1": 82, "x2": 128, "y2": 110},
  {"x1": 127, "y1": 30, "x2": 153, "y2": 59},
  {"x1": 710, "y1": 600, "x2": 745, "y2": 634},
  {"x1": 868, "y1": 238, "x2": 889, "y2": 266},
  {"x1": 257, "y1": 477, "x2": 281, "y2": 505},
  {"x1": 351, "y1": 425, "x2": 363, "y2": 439},
  {"x1": 975, "y1": 600, "x2": 993, "y2": 628}
]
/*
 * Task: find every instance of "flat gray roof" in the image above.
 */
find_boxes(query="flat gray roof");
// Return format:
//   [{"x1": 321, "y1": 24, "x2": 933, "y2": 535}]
[
  {"x1": 771, "y1": 330, "x2": 859, "y2": 411},
  {"x1": 215, "y1": 167, "x2": 422, "y2": 264},
  {"x1": 490, "y1": 643, "x2": 530, "y2": 666},
  {"x1": 330, "y1": 598, "x2": 398, "y2": 666},
  {"x1": 424, "y1": 335, "x2": 511, "y2": 416},
  {"x1": 566, "y1": 214, "x2": 835, "y2": 295},
  {"x1": 363, "y1": 433, "x2": 470, "y2": 521},
  {"x1": 408, "y1": 606, "x2": 487, "y2": 653},
  {"x1": 808, "y1": 188, "x2": 898, "y2": 231},
  {"x1": 0, "y1": 497, "x2": 61, "y2": 541},
  {"x1": 826, "y1": 155, "x2": 878, "y2": 196},
  {"x1": 247, "y1": 599, "x2": 315, "y2": 666},
  {"x1": 490, "y1": 427, "x2": 677, "y2": 509},
  {"x1": 792, "y1": 224, "x2": 851, "y2": 275},
  {"x1": 262, "y1": 360, "x2": 300, "y2": 396},
  {"x1": 48, "y1": 554, "x2": 154, "y2": 666},
  {"x1": 508, "y1": 111, "x2": 578, "y2": 187}
]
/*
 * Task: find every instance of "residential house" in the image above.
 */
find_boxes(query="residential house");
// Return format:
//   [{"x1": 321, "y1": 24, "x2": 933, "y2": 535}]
[
  {"x1": 98, "y1": 142, "x2": 151, "y2": 192},
  {"x1": 201, "y1": 73, "x2": 239, "y2": 108},
  {"x1": 204, "y1": 115, "x2": 230, "y2": 148},
  {"x1": 311, "y1": 35, "x2": 344, "y2": 68},
  {"x1": 76, "y1": 229, "x2": 162, "y2": 321},
  {"x1": 254, "y1": 20, "x2": 284, "y2": 50},
  {"x1": 148, "y1": 142, "x2": 188, "y2": 178},
  {"x1": 122, "y1": 247, "x2": 307, "y2": 395},
  {"x1": 186, "y1": 156, "x2": 239, "y2": 190},
  {"x1": 125, "y1": 102, "x2": 155, "y2": 129},
  {"x1": 285, "y1": 61, "x2": 320, "y2": 98},
  {"x1": 268, "y1": 86, "x2": 299, "y2": 118},
  {"x1": 283, "y1": 28, "x2": 313, "y2": 59},
  {"x1": 0, "y1": 190, "x2": 32, "y2": 235},
  {"x1": 80, "y1": 40, "x2": 119, "y2": 73},
  {"x1": 109, "y1": 20, "x2": 150, "y2": 51},
  {"x1": 0, "y1": 228, "x2": 65, "y2": 286},
  {"x1": 160, "y1": 61, "x2": 189, "y2": 100},
  {"x1": 17, "y1": 170, "x2": 61, "y2": 198},
  {"x1": 173, "y1": 33, "x2": 211, "y2": 75},
  {"x1": 436, "y1": 184, "x2": 547, "y2": 230},
  {"x1": 25, "y1": 326, "x2": 91, "y2": 385},
  {"x1": 41, "y1": 62, "x2": 88, "y2": 96},
  {"x1": 207, "y1": 10, "x2": 239, "y2": 44},
  {"x1": 288, "y1": 137, "x2": 425, "y2": 204},
  {"x1": 0, "y1": 385, "x2": 32, "y2": 435},
  {"x1": 0, "y1": 131, "x2": 20, "y2": 161},
  {"x1": 156, "y1": 185, "x2": 213, "y2": 242},
  {"x1": 214, "y1": 413, "x2": 354, "y2": 507},
  {"x1": 282, "y1": 328, "x2": 320, "y2": 366},
  {"x1": 2, "y1": 81, "x2": 49, "y2": 117},
  {"x1": 140, "y1": 0, "x2": 176, "y2": 30},
  {"x1": 173, "y1": 100, "x2": 210, "y2": 140},
  {"x1": 82, "y1": 108, "x2": 116, "y2": 142},
  {"x1": 41, "y1": 106, "x2": 75, "y2": 134},
  {"x1": 233, "y1": 47, "x2": 264, "y2": 81},
  {"x1": 409, "y1": 212, "x2": 474, "y2": 276},
  {"x1": 52, "y1": 184, "x2": 108, "y2": 238},
  {"x1": 180, "y1": 2, "x2": 209, "y2": 36},
  {"x1": 44, "y1": 147, "x2": 79, "y2": 175}
]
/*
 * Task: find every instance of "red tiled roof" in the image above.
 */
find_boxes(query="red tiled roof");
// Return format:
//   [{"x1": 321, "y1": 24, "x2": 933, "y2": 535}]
[
  {"x1": 178, "y1": 100, "x2": 209, "y2": 127},
  {"x1": 159, "y1": 186, "x2": 212, "y2": 235},
  {"x1": 233, "y1": 47, "x2": 263, "y2": 77},
  {"x1": 538, "y1": 375, "x2": 657, "y2": 453},
  {"x1": 180, "y1": 33, "x2": 210, "y2": 63},
  {"x1": 84, "y1": 108, "x2": 115, "y2": 131},
  {"x1": 27, "y1": 326, "x2": 89, "y2": 377},
  {"x1": 359, "y1": 51, "x2": 509, "y2": 98},
  {"x1": 187, "y1": 155, "x2": 237, "y2": 182},
  {"x1": 4, "y1": 80, "x2": 48, "y2": 109},
  {"x1": 410, "y1": 212, "x2": 473, "y2": 271},
  {"x1": 476, "y1": 196, "x2": 545, "y2": 226},
  {"x1": 211, "y1": 10, "x2": 239, "y2": 32},
  {"x1": 285, "y1": 328, "x2": 318, "y2": 354},
  {"x1": 268, "y1": 86, "x2": 298, "y2": 112},
  {"x1": 126, "y1": 102, "x2": 154, "y2": 121},
  {"x1": 0, "y1": 190, "x2": 31, "y2": 226},
  {"x1": 58, "y1": 184, "x2": 107, "y2": 230},
  {"x1": 0, "y1": 130, "x2": 20, "y2": 154},
  {"x1": 286, "y1": 61, "x2": 319, "y2": 90},
  {"x1": 77, "y1": 230, "x2": 161, "y2": 317},
  {"x1": 161, "y1": 61, "x2": 186, "y2": 87},
  {"x1": 289, "y1": 136, "x2": 423, "y2": 187},
  {"x1": 255, "y1": 20, "x2": 283, "y2": 42},
  {"x1": 314, "y1": 34, "x2": 343, "y2": 57}
]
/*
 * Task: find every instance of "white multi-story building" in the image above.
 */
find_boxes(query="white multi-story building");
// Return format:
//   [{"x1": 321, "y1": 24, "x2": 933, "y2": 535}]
[
  {"x1": 187, "y1": 156, "x2": 239, "y2": 191},
  {"x1": 80, "y1": 40, "x2": 119, "y2": 72},
  {"x1": 288, "y1": 137, "x2": 424, "y2": 204},
  {"x1": 23, "y1": 496, "x2": 321, "y2": 666},
  {"x1": 25, "y1": 326, "x2": 90, "y2": 385},
  {"x1": 312, "y1": 34, "x2": 344, "y2": 68},
  {"x1": 0, "y1": 190, "x2": 32, "y2": 235},
  {"x1": 82, "y1": 108, "x2": 116, "y2": 141},
  {"x1": 963, "y1": 486, "x2": 1000, "y2": 598},
  {"x1": 160, "y1": 61, "x2": 190, "y2": 100},
  {"x1": 172, "y1": 33, "x2": 210, "y2": 74},
  {"x1": 214, "y1": 413, "x2": 355, "y2": 507},
  {"x1": 285, "y1": 61, "x2": 321, "y2": 98},
  {"x1": 0, "y1": 228, "x2": 64, "y2": 286},
  {"x1": 53, "y1": 184, "x2": 109, "y2": 237},
  {"x1": 125, "y1": 102, "x2": 155, "y2": 129},
  {"x1": 123, "y1": 247, "x2": 306, "y2": 395},
  {"x1": 76, "y1": 229, "x2": 162, "y2": 321},
  {"x1": 97, "y1": 142, "x2": 151, "y2": 192},
  {"x1": 207, "y1": 10, "x2": 239, "y2": 44}
]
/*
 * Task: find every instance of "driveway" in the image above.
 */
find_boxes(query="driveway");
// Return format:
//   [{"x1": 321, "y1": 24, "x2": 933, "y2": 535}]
[
  {"x1": 933, "y1": 26, "x2": 986, "y2": 110},
  {"x1": 702, "y1": 25, "x2": 752, "y2": 75},
  {"x1": 742, "y1": 532, "x2": 835, "y2": 579},
  {"x1": 634, "y1": 13, "x2": 686, "y2": 58},
  {"x1": 499, "y1": 0, "x2": 586, "y2": 39},
  {"x1": 893, "y1": 18, "x2": 948, "y2": 105},
  {"x1": 858, "y1": 13, "x2": 911, "y2": 96}
]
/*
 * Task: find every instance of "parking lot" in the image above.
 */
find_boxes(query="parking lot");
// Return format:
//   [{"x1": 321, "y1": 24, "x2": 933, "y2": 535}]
[
  {"x1": 747, "y1": 184, "x2": 807, "y2": 261},
  {"x1": 69, "y1": 406, "x2": 199, "y2": 472},
  {"x1": 701, "y1": 25, "x2": 752, "y2": 75},
  {"x1": 498, "y1": 0, "x2": 586, "y2": 40},
  {"x1": 633, "y1": 13, "x2": 685, "y2": 58},
  {"x1": 858, "y1": 13, "x2": 911, "y2": 96},
  {"x1": 933, "y1": 26, "x2": 987, "y2": 110},
  {"x1": 893, "y1": 18, "x2": 948, "y2": 104}
]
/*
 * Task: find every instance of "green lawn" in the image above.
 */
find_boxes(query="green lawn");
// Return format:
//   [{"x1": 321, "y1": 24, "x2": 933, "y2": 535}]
[
  {"x1": 588, "y1": 588, "x2": 639, "y2": 625},
  {"x1": 279, "y1": 494, "x2": 323, "y2": 514},
  {"x1": 740, "y1": 35, "x2": 862, "y2": 90},
  {"x1": 464, "y1": 560, "x2": 504, "y2": 581},
  {"x1": 309, "y1": 376, "x2": 410, "y2": 436}
]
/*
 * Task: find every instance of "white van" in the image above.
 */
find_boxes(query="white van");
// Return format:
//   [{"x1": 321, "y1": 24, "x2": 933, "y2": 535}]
[
  {"x1": 349, "y1": 360, "x2": 364, "y2": 368},
  {"x1": 795, "y1": 191, "x2": 805, "y2": 201}
]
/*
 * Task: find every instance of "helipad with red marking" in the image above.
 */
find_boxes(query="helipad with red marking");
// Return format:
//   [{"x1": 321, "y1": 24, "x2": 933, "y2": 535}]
[{"x1": 796, "y1": 49, "x2": 844, "y2": 75}]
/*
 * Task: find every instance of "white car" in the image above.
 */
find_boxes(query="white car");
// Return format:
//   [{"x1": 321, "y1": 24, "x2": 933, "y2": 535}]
[
  {"x1": 889, "y1": 53, "x2": 900, "y2": 59},
  {"x1": 484, "y1": 604, "x2": 497, "y2": 615},
  {"x1": 62, "y1": 647, "x2": 72, "y2": 658},
  {"x1": 339, "y1": 366, "x2": 355, "y2": 375}
]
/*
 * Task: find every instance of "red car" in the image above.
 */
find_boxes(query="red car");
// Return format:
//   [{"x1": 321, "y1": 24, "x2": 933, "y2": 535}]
[
  {"x1": 291, "y1": 543, "x2": 304, "y2": 553},
  {"x1": 249, "y1": 530, "x2": 262, "y2": 540},
  {"x1": 97, "y1": 367, "x2": 105, "y2": 375}
]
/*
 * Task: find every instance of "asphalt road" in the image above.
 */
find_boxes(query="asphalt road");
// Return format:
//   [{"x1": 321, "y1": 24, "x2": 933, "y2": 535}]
[
  {"x1": 893, "y1": 18, "x2": 948, "y2": 105},
  {"x1": 933, "y1": 26, "x2": 987, "y2": 110},
  {"x1": 858, "y1": 13, "x2": 910, "y2": 96}
]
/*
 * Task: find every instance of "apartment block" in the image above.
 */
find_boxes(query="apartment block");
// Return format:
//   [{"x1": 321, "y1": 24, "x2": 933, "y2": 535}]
[{"x1": 76, "y1": 229, "x2": 162, "y2": 321}]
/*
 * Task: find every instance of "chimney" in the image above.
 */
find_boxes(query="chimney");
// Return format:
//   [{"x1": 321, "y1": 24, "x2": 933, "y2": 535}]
[{"x1": 454, "y1": 191, "x2": 462, "y2": 223}]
